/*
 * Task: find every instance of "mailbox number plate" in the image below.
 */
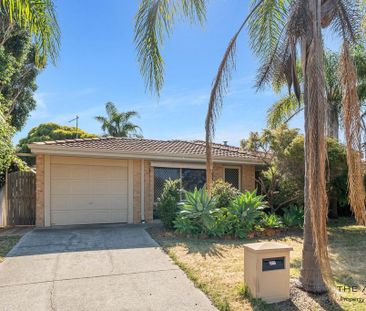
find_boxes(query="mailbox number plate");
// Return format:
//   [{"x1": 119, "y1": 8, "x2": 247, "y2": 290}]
[{"x1": 262, "y1": 257, "x2": 285, "y2": 271}]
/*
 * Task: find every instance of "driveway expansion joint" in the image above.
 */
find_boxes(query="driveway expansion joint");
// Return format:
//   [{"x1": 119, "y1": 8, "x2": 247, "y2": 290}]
[{"x1": 0, "y1": 268, "x2": 181, "y2": 289}]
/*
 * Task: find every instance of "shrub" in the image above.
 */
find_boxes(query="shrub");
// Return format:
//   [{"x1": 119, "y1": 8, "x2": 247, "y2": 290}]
[
  {"x1": 174, "y1": 189, "x2": 269, "y2": 238},
  {"x1": 174, "y1": 216, "x2": 199, "y2": 235},
  {"x1": 156, "y1": 179, "x2": 181, "y2": 229},
  {"x1": 175, "y1": 188, "x2": 219, "y2": 234},
  {"x1": 261, "y1": 213, "x2": 283, "y2": 228},
  {"x1": 282, "y1": 205, "x2": 304, "y2": 228},
  {"x1": 211, "y1": 179, "x2": 241, "y2": 208},
  {"x1": 225, "y1": 190, "x2": 267, "y2": 238}
]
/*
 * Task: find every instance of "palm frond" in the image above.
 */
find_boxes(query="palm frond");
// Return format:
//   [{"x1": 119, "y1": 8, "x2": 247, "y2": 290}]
[
  {"x1": 340, "y1": 42, "x2": 366, "y2": 225},
  {"x1": 324, "y1": 50, "x2": 342, "y2": 104},
  {"x1": 204, "y1": 0, "x2": 266, "y2": 192},
  {"x1": 266, "y1": 93, "x2": 303, "y2": 128},
  {"x1": 206, "y1": 0, "x2": 267, "y2": 141},
  {"x1": 248, "y1": 0, "x2": 290, "y2": 57},
  {"x1": 0, "y1": 0, "x2": 60, "y2": 67},
  {"x1": 134, "y1": 0, "x2": 206, "y2": 96},
  {"x1": 328, "y1": 0, "x2": 360, "y2": 42},
  {"x1": 123, "y1": 111, "x2": 140, "y2": 120},
  {"x1": 105, "y1": 102, "x2": 118, "y2": 119}
]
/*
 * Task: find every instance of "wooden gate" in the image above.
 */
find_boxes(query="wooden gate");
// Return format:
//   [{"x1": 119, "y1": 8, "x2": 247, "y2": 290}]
[{"x1": 7, "y1": 171, "x2": 36, "y2": 226}]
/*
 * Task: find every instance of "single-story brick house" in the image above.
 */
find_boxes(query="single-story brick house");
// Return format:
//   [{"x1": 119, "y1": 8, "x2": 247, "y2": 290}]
[{"x1": 30, "y1": 137, "x2": 264, "y2": 227}]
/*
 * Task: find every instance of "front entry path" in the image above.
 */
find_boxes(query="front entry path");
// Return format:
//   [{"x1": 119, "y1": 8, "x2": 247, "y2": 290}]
[{"x1": 0, "y1": 225, "x2": 216, "y2": 311}]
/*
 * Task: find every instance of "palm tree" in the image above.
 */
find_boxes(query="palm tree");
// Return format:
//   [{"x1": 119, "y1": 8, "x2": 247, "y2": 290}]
[
  {"x1": 134, "y1": 0, "x2": 366, "y2": 293},
  {"x1": 267, "y1": 49, "x2": 366, "y2": 140},
  {"x1": 95, "y1": 102, "x2": 143, "y2": 138},
  {"x1": 0, "y1": 0, "x2": 60, "y2": 67},
  {"x1": 267, "y1": 49, "x2": 366, "y2": 219}
]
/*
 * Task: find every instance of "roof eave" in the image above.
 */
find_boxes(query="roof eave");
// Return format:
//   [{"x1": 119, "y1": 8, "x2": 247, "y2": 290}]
[{"x1": 29, "y1": 145, "x2": 265, "y2": 165}]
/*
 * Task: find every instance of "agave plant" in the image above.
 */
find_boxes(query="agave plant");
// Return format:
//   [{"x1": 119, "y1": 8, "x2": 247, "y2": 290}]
[
  {"x1": 178, "y1": 188, "x2": 219, "y2": 233},
  {"x1": 229, "y1": 191, "x2": 267, "y2": 221},
  {"x1": 226, "y1": 190, "x2": 267, "y2": 237}
]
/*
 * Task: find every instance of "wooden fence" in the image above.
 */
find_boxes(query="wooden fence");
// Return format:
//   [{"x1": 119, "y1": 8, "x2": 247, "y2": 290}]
[{"x1": 6, "y1": 171, "x2": 36, "y2": 226}]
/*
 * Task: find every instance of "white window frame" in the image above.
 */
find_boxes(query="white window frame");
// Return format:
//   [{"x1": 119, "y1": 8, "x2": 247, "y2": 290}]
[{"x1": 224, "y1": 166, "x2": 241, "y2": 190}]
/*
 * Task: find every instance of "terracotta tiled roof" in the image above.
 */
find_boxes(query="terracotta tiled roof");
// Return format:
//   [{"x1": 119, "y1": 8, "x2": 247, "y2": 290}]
[{"x1": 30, "y1": 137, "x2": 263, "y2": 161}]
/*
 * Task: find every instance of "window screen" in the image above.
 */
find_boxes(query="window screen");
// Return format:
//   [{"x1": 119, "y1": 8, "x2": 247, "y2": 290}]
[
  {"x1": 154, "y1": 167, "x2": 180, "y2": 201},
  {"x1": 225, "y1": 168, "x2": 240, "y2": 189},
  {"x1": 182, "y1": 169, "x2": 206, "y2": 192}
]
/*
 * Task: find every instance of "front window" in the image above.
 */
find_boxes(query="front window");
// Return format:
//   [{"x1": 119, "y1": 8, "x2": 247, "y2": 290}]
[
  {"x1": 224, "y1": 167, "x2": 240, "y2": 189},
  {"x1": 154, "y1": 167, "x2": 206, "y2": 201},
  {"x1": 182, "y1": 169, "x2": 206, "y2": 192},
  {"x1": 154, "y1": 167, "x2": 180, "y2": 201}
]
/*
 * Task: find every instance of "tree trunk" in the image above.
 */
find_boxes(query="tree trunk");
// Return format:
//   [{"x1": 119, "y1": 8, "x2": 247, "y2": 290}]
[
  {"x1": 205, "y1": 132, "x2": 213, "y2": 194},
  {"x1": 326, "y1": 101, "x2": 339, "y2": 218},
  {"x1": 326, "y1": 102, "x2": 339, "y2": 140},
  {"x1": 299, "y1": 83, "x2": 327, "y2": 293},
  {"x1": 298, "y1": 0, "x2": 328, "y2": 293}
]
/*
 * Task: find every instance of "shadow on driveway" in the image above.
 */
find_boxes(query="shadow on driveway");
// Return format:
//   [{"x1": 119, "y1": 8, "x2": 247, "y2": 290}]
[{"x1": 8, "y1": 224, "x2": 158, "y2": 257}]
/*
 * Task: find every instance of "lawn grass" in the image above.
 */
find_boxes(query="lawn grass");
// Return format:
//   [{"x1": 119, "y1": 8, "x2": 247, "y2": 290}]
[
  {"x1": 0, "y1": 236, "x2": 21, "y2": 263},
  {"x1": 149, "y1": 218, "x2": 366, "y2": 311}
]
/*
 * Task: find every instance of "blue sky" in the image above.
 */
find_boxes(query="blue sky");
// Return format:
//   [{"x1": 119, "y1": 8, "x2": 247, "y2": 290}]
[{"x1": 15, "y1": 0, "x2": 310, "y2": 146}]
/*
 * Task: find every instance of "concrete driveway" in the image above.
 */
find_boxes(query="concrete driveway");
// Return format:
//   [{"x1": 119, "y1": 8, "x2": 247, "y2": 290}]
[{"x1": 0, "y1": 225, "x2": 216, "y2": 311}]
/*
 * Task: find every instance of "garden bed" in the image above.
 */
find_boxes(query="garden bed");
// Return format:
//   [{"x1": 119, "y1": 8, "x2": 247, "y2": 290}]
[{"x1": 148, "y1": 219, "x2": 366, "y2": 311}]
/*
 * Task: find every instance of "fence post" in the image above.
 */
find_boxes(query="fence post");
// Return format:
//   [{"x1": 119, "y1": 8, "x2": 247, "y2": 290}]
[{"x1": 2, "y1": 171, "x2": 8, "y2": 227}]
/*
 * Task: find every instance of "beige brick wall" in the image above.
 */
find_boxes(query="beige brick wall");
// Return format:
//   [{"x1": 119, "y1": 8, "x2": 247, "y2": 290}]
[
  {"x1": 241, "y1": 164, "x2": 256, "y2": 192},
  {"x1": 213, "y1": 163, "x2": 224, "y2": 181},
  {"x1": 36, "y1": 155, "x2": 45, "y2": 227},
  {"x1": 213, "y1": 163, "x2": 256, "y2": 192},
  {"x1": 133, "y1": 159, "x2": 141, "y2": 223},
  {"x1": 144, "y1": 160, "x2": 154, "y2": 223}
]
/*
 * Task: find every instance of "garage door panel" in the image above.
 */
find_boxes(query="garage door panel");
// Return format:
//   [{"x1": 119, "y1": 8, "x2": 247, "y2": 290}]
[
  {"x1": 90, "y1": 166, "x2": 126, "y2": 179},
  {"x1": 52, "y1": 165, "x2": 72, "y2": 179},
  {"x1": 50, "y1": 158, "x2": 129, "y2": 226},
  {"x1": 69, "y1": 181, "x2": 90, "y2": 195},
  {"x1": 51, "y1": 195, "x2": 127, "y2": 211},
  {"x1": 70, "y1": 166, "x2": 90, "y2": 179},
  {"x1": 91, "y1": 181, "x2": 128, "y2": 195},
  {"x1": 51, "y1": 180, "x2": 72, "y2": 195},
  {"x1": 51, "y1": 210, "x2": 127, "y2": 226}
]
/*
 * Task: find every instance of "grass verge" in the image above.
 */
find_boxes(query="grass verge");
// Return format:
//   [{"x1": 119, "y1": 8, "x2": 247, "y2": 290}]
[
  {"x1": 0, "y1": 236, "x2": 21, "y2": 263},
  {"x1": 148, "y1": 219, "x2": 366, "y2": 311}
]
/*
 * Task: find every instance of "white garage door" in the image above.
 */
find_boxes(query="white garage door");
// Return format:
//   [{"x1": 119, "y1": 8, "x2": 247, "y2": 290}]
[{"x1": 50, "y1": 157, "x2": 129, "y2": 226}]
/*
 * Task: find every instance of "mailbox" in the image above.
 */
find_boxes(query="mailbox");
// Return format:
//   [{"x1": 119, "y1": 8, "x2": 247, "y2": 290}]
[{"x1": 244, "y1": 242, "x2": 293, "y2": 303}]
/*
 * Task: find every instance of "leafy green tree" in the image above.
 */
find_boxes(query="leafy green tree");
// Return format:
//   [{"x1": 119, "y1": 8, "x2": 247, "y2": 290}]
[
  {"x1": 0, "y1": 26, "x2": 39, "y2": 131},
  {"x1": 243, "y1": 126, "x2": 349, "y2": 216},
  {"x1": 0, "y1": 108, "x2": 26, "y2": 186},
  {"x1": 95, "y1": 102, "x2": 142, "y2": 138},
  {"x1": 18, "y1": 123, "x2": 96, "y2": 153},
  {"x1": 0, "y1": 109, "x2": 15, "y2": 175},
  {"x1": 0, "y1": 0, "x2": 60, "y2": 67}
]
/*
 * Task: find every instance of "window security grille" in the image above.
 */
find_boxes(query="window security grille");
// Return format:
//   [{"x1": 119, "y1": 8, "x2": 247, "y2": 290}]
[
  {"x1": 154, "y1": 167, "x2": 180, "y2": 201},
  {"x1": 154, "y1": 167, "x2": 206, "y2": 202},
  {"x1": 225, "y1": 168, "x2": 240, "y2": 189}
]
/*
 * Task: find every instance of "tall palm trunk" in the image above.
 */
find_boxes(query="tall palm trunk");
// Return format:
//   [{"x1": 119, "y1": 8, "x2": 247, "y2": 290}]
[
  {"x1": 327, "y1": 102, "x2": 339, "y2": 218},
  {"x1": 205, "y1": 130, "x2": 213, "y2": 193},
  {"x1": 299, "y1": 94, "x2": 327, "y2": 292},
  {"x1": 326, "y1": 102, "x2": 339, "y2": 140},
  {"x1": 298, "y1": 0, "x2": 330, "y2": 292}
]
